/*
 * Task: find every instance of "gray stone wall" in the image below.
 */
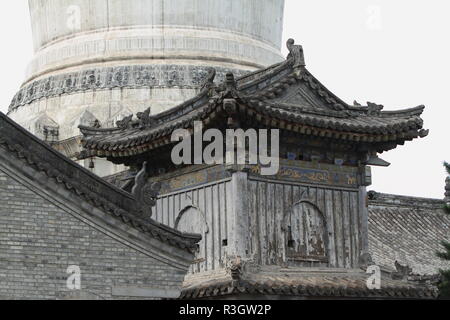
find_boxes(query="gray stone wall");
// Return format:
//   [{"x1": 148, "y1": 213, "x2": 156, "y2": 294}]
[{"x1": 0, "y1": 169, "x2": 186, "y2": 300}]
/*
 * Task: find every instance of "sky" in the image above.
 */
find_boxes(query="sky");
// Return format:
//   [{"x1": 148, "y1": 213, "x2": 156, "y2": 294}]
[{"x1": 0, "y1": 0, "x2": 448, "y2": 199}]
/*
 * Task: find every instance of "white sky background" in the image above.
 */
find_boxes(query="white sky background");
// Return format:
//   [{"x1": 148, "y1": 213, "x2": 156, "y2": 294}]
[{"x1": 0, "y1": 0, "x2": 448, "y2": 199}]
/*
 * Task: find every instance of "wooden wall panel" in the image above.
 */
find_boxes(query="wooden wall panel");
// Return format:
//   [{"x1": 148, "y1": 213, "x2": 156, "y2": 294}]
[
  {"x1": 247, "y1": 179, "x2": 362, "y2": 269},
  {"x1": 155, "y1": 181, "x2": 232, "y2": 274},
  {"x1": 155, "y1": 176, "x2": 363, "y2": 273}
]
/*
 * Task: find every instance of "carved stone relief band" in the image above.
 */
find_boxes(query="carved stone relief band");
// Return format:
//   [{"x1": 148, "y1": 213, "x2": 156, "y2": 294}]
[{"x1": 9, "y1": 65, "x2": 247, "y2": 111}]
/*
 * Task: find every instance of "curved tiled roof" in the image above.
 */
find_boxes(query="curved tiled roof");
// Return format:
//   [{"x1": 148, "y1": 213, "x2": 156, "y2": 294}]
[
  {"x1": 180, "y1": 269, "x2": 438, "y2": 299},
  {"x1": 79, "y1": 50, "x2": 428, "y2": 161},
  {"x1": 368, "y1": 192, "x2": 450, "y2": 275}
]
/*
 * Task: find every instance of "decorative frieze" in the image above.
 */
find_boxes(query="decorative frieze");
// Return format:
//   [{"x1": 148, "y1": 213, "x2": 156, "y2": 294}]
[
  {"x1": 9, "y1": 65, "x2": 247, "y2": 111},
  {"x1": 248, "y1": 160, "x2": 360, "y2": 188},
  {"x1": 155, "y1": 166, "x2": 232, "y2": 194}
]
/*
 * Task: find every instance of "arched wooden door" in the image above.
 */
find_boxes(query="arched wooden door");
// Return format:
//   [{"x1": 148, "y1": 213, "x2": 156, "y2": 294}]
[
  {"x1": 175, "y1": 206, "x2": 208, "y2": 273},
  {"x1": 285, "y1": 201, "x2": 328, "y2": 267}
]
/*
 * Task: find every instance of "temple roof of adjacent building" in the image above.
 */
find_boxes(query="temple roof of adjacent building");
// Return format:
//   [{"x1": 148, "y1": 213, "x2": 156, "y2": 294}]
[
  {"x1": 368, "y1": 191, "x2": 450, "y2": 276},
  {"x1": 79, "y1": 39, "x2": 428, "y2": 163},
  {"x1": 0, "y1": 112, "x2": 201, "y2": 253},
  {"x1": 180, "y1": 266, "x2": 438, "y2": 299},
  {"x1": 178, "y1": 192, "x2": 449, "y2": 300}
]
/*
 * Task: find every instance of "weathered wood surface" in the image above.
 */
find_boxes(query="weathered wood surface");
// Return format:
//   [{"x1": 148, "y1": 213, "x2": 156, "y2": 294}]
[
  {"x1": 155, "y1": 173, "x2": 364, "y2": 274},
  {"x1": 247, "y1": 179, "x2": 362, "y2": 268},
  {"x1": 155, "y1": 180, "x2": 233, "y2": 274}
]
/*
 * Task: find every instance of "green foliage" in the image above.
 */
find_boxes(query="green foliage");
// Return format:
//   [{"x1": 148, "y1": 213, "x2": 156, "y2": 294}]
[
  {"x1": 445, "y1": 203, "x2": 450, "y2": 215},
  {"x1": 437, "y1": 162, "x2": 450, "y2": 298},
  {"x1": 445, "y1": 162, "x2": 450, "y2": 175},
  {"x1": 445, "y1": 162, "x2": 450, "y2": 214},
  {"x1": 437, "y1": 241, "x2": 450, "y2": 261},
  {"x1": 439, "y1": 269, "x2": 450, "y2": 298}
]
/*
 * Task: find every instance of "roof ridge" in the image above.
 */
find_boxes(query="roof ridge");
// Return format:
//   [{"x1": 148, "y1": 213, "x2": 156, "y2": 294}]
[
  {"x1": 80, "y1": 89, "x2": 211, "y2": 135},
  {"x1": 77, "y1": 40, "x2": 428, "y2": 162},
  {"x1": 0, "y1": 112, "x2": 201, "y2": 252},
  {"x1": 379, "y1": 105, "x2": 425, "y2": 117},
  {"x1": 368, "y1": 191, "x2": 445, "y2": 209}
]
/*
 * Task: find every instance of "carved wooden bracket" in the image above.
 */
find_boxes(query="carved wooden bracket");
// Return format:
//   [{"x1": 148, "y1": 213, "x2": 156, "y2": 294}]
[{"x1": 131, "y1": 161, "x2": 161, "y2": 218}]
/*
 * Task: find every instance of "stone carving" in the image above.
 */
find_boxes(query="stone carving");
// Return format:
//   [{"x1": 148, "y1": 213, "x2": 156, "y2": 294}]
[
  {"x1": 359, "y1": 253, "x2": 375, "y2": 270},
  {"x1": 228, "y1": 257, "x2": 243, "y2": 282},
  {"x1": 200, "y1": 68, "x2": 216, "y2": 91},
  {"x1": 367, "y1": 190, "x2": 379, "y2": 200},
  {"x1": 391, "y1": 261, "x2": 413, "y2": 280},
  {"x1": 224, "y1": 256, "x2": 260, "y2": 282},
  {"x1": 367, "y1": 102, "x2": 384, "y2": 115},
  {"x1": 114, "y1": 108, "x2": 157, "y2": 130},
  {"x1": 286, "y1": 38, "x2": 306, "y2": 68},
  {"x1": 92, "y1": 119, "x2": 101, "y2": 129},
  {"x1": 131, "y1": 162, "x2": 161, "y2": 218},
  {"x1": 116, "y1": 115, "x2": 133, "y2": 130},
  {"x1": 9, "y1": 65, "x2": 247, "y2": 111},
  {"x1": 136, "y1": 108, "x2": 155, "y2": 128},
  {"x1": 225, "y1": 73, "x2": 236, "y2": 89},
  {"x1": 222, "y1": 73, "x2": 240, "y2": 100}
]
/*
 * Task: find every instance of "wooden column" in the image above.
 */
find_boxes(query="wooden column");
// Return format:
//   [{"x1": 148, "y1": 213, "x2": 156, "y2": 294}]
[
  {"x1": 227, "y1": 169, "x2": 250, "y2": 259},
  {"x1": 358, "y1": 166, "x2": 372, "y2": 258}
]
